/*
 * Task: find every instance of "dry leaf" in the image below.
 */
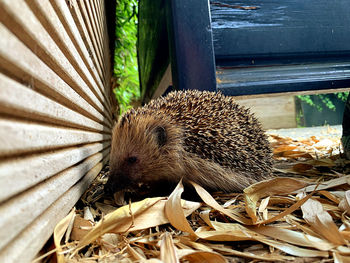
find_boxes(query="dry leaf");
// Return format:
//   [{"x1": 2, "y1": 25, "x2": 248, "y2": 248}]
[
  {"x1": 210, "y1": 244, "x2": 295, "y2": 261},
  {"x1": 257, "y1": 238, "x2": 328, "y2": 258},
  {"x1": 127, "y1": 244, "x2": 147, "y2": 261},
  {"x1": 302, "y1": 159, "x2": 336, "y2": 169},
  {"x1": 75, "y1": 196, "x2": 200, "y2": 253},
  {"x1": 258, "y1": 196, "x2": 270, "y2": 213},
  {"x1": 160, "y1": 232, "x2": 179, "y2": 263},
  {"x1": 319, "y1": 190, "x2": 341, "y2": 204},
  {"x1": 83, "y1": 206, "x2": 94, "y2": 222},
  {"x1": 301, "y1": 197, "x2": 346, "y2": 245},
  {"x1": 53, "y1": 208, "x2": 76, "y2": 263},
  {"x1": 177, "y1": 236, "x2": 213, "y2": 252},
  {"x1": 333, "y1": 251, "x2": 350, "y2": 263},
  {"x1": 196, "y1": 220, "x2": 328, "y2": 257},
  {"x1": 292, "y1": 163, "x2": 313, "y2": 172},
  {"x1": 100, "y1": 233, "x2": 121, "y2": 252},
  {"x1": 314, "y1": 138, "x2": 334, "y2": 149},
  {"x1": 282, "y1": 151, "x2": 313, "y2": 159},
  {"x1": 244, "y1": 177, "x2": 309, "y2": 223},
  {"x1": 310, "y1": 136, "x2": 320, "y2": 143},
  {"x1": 273, "y1": 145, "x2": 298, "y2": 154},
  {"x1": 339, "y1": 190, "x2": 350, "y2": 215},
  {"x1": 165, "y1": 180, "x2": 197, "y2": 235},
  {"x1": 180, "y1": 251, "x2": 227, "y2": 263},
  {"x1": 250, "y1": 225, "x2": 335, "y2": 251},
  {"x1": 191, "y1": 181, "x2": 252, "y2": 225},
  {"x1": 300, "y1": 175, "x2": 350, "y2": 193},
  {"x1": 336, "y1": 245, "x2": 350, "y2": 256},
  {"x1": 144, "y1": 259, "x2": 164, "y2": 263},
  {"x1": 46, "y1": 133, "x2": 349, "y2": 262},
  {"x1": 258, "y1": 192, "x2": 314, "y2": 225},
  {"x1": 70, "y1": 215, "x2": 93, "y2": 241},
  {"x1": 195, "y1": 223, "x2": 258, "y2": 242}
]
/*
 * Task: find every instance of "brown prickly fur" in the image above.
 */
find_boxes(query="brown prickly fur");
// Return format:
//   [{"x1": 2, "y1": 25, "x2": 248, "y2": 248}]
[{"x1": 106, "y1": 90, "x2": 273, "y2": 194}]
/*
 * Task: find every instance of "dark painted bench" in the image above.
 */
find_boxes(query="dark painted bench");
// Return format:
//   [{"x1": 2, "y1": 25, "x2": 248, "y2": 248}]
[{"x1": 138, "y1": 0, "x2": 350, "y2": 103}]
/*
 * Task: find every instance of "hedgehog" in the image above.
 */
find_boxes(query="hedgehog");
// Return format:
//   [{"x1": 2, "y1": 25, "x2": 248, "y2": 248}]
[{"x1": 105, "y1": 90, "x2": 273, "y2": 195}]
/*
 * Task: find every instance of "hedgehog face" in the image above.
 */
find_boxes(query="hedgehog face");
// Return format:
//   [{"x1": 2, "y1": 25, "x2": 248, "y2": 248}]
[{"x1": 106, "y1": 113, "x2": 184, "y2": 195}]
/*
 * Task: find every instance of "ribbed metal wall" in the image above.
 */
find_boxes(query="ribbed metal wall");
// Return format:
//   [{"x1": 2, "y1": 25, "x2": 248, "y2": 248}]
[{"x1": 0, "y1": 0, "x2": 114, "y2": 261}]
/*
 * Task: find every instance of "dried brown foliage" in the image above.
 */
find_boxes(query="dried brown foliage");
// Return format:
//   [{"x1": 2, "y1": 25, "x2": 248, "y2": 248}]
[{"x1": 36, "y1": 129, "x2": 350, "y2": 263}]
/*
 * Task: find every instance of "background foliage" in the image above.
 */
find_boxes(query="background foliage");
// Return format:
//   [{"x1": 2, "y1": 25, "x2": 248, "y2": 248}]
[
  {"x1": 295, "y1": 92, "x2": 349, "y2": 127},
  {"x1": 114, "y1": 0, "x2": 140, "y2": 115},
  {"x1": 297, "y1": 92, "x2": 349, "y2": 112}
]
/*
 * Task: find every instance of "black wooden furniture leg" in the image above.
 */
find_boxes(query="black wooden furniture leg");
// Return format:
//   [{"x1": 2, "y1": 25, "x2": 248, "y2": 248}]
[
  {"x1": 165, "y1": 0, "x2": 217, "y2": 92},
  {"x1": 342, "y1": 93, "x2": 350, "y2": 159},
  {"x1": 341, "y1": 93, "x2": 350, "y2": 159}
]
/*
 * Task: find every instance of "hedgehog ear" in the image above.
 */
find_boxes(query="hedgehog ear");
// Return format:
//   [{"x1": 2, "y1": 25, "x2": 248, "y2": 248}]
[{"x1": 154, "y1": 126, "x2": 167, "y2": 147}]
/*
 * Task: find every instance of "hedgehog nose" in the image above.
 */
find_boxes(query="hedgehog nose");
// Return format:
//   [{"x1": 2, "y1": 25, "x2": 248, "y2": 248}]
[
  {"x1": 104, "y1": 181, "x2": 116, "y2": 196},
  {"x1": 104, "y1": 173, "x2": 129, "y2": 195}
]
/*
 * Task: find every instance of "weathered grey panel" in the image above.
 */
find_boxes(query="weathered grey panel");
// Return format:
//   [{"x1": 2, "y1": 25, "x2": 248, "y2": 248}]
[
  {"x1": 0, "y1": 159, "x2": 108, "y2": 262},
  {"x1": 1, "y1": 0, "x2": 110, "y2": 121},
  {"x1": 0, "y1": 149, "x2": 108, "y2": 251},
  {"x1": 0, "y1": 24, "x2": 109, "y2": 125},
  {"x1": 53, "y1": 0, "x2": 105, "y2": 87},
  {"x1": 0, "y1": 0, "x2": 114, "y2": 261},
  {"x1": 211, "y1": 0, "x2": 350, "y2": 60},
  {"x1": 0, "y1": 142, "x2": 109, "y2": 202},
  {"x1": 0, "y1": 74, "x2": 108, "y2": 132}
]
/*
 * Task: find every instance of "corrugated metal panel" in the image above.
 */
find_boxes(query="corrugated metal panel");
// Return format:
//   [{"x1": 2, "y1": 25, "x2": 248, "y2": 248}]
[{"x1": 0, "y1": 0, "x2": 114, "y2": 261}]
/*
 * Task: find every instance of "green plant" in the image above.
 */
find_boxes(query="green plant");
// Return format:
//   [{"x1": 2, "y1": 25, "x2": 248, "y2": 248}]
[
  {"x1": 114, "y1": 0, "x2": 140, "y2": 115},
  {"x1": 297, "y1": 92, "x2": 349, "y2": 112}
]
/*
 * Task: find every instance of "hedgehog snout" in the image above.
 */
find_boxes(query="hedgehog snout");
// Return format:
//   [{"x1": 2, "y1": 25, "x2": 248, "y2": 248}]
[{"x1": 105, "y1": 172, "x2": 131, "y2": 195}]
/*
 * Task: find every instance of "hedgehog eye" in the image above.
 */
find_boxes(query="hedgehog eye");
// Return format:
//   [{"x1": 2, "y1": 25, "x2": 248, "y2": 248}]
[{"x1": 127, "y1": 156, "x2": 138, "y2": 164}]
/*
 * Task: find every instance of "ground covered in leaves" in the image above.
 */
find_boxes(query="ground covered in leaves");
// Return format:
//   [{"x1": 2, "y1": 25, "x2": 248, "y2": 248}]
[{"x1": 37, "y1": 127, "x2": 350, "y2": 262}]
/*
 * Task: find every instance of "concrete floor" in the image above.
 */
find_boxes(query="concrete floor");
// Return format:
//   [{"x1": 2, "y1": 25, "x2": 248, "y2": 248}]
[{"x1": 267, "y1": 125, "x2": 342, "y2": 140}]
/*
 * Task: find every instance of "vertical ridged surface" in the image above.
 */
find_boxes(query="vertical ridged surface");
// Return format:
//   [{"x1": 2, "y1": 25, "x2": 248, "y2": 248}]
[{"x1": 0, "y1": 0, "x2": 114, "y2": 261}]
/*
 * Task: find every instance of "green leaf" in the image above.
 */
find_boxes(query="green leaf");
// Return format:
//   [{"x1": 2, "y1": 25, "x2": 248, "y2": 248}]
[
  {"x1": 114, "y1": 0, "x2": 140, "y2": 115},
  {"x1": 297, "y1": 92, "x2": 349, "y2": 112}
]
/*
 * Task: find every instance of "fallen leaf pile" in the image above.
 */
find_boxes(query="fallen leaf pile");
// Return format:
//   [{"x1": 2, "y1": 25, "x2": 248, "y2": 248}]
[{"x1": 36, "y1": 129, "x2": 350, "y2": 262}]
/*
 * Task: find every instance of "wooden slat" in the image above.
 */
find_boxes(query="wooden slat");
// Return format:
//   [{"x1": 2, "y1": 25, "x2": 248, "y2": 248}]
[
  {"x1": 0, "y1": 142, "x2": 109, "y2": 202},
  {"x1": 28, "y1": 0, "x2": 112, "y2": 114},
  {"x1": 93, "y1": 0, "x2": 106, "y2": 51},
  {"x1": 90, "y1": 0, "x2": 110, "y2": 90},
  {"x1": 93, "y1": 0, "x2": 114, "y2": 111},
  {"x1": 81, "y1": 0, "x2": 106, "y2": 69},
  {"x1": 0, "y1": 73, "x2": 108, "y2": 132},
  {"x1": 77, "y1": 0, "x2": 107, "y2": 75},
  {"x1": 94, "y1": 0, "x2": 110, "y2": 76},
  {"x1": 0, "y1": 0, "x2": 112, "y2": 124},
  {"x1": 98, "y1": 0, "x2": 113, "y2": 95},
  {"x1": 236, "y1": 95, "x2": 297, "y2": 129},
  {"x1": 50, "y1": 0, "x2": 110, "y2": 101},
  {"x1": 69, "y1": 0, "x2": 106, "y2": 80},
  {"x1": 0, "y1": 23, "x2": 109, "y2": 126},
  {"x1": 95, "y1": 0, "x2": 107, "y2": 47},
  {"x1": 0, "y1": 157, "x2": 109, "y2": 263},
  {"x1": 88, "y1": 1, "x2": 105, "y2": 58},
  {"x1": 0, "y1": 149, "x2": 108, "y2": 251},
  {"x1": 0, "y1": 0, "x2": 114, "y2": 259},
  {"x1": 53, "y1": 0, "x2": 105, "y2": 86},
  {"x1": 0, "y1": 118, "x2": 110, "y2": 157}
]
